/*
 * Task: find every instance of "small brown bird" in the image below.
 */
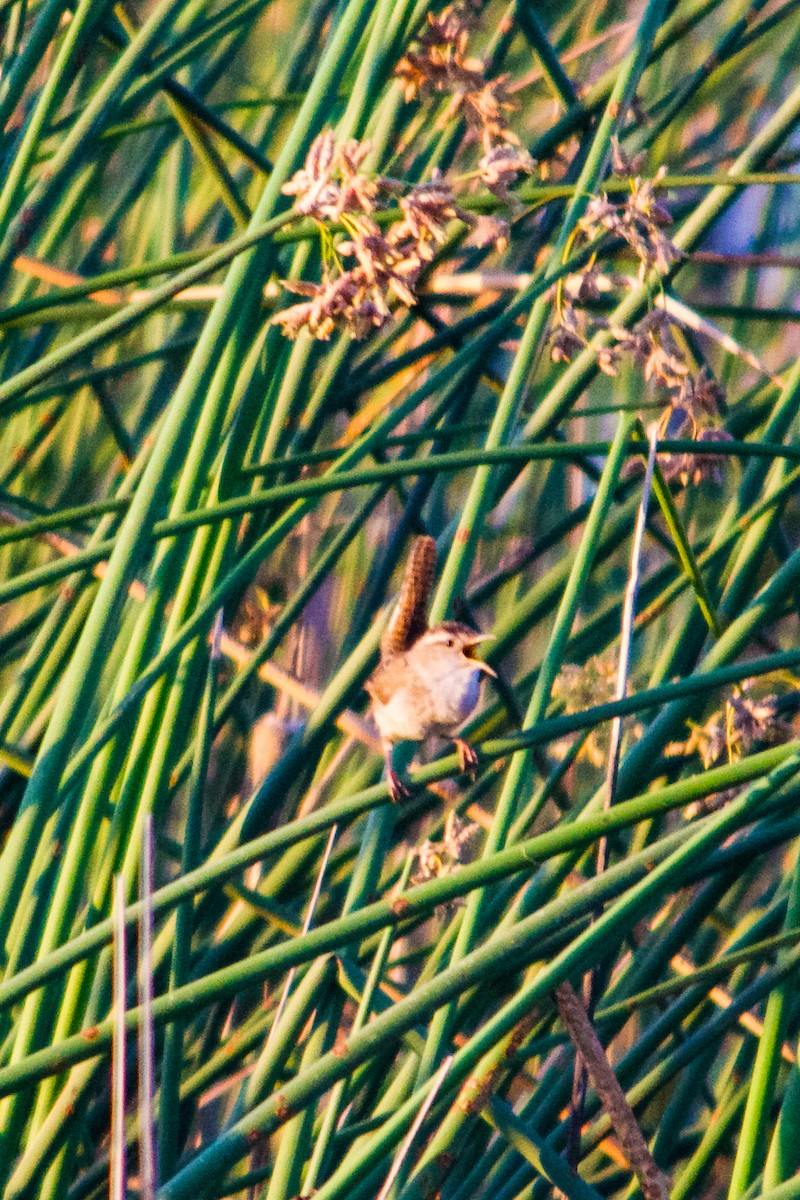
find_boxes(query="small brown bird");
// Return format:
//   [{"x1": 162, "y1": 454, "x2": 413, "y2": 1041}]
[{"x1": 366, "y1": 535, "x2": 496, "y2": 801}]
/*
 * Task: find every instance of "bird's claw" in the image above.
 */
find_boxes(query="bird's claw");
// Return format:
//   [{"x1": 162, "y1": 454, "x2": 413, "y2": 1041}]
[
  {"x1": 387, "y1": 768, "x2": 411, "y2": 803},
  {"x1": 456, "y1": 738, "x2": 479, "y2": 777}
]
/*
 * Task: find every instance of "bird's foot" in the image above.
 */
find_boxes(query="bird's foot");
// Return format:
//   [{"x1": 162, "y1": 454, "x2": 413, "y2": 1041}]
[
  {"x1": 455, "y1": 738, "x2": 479, "y2": 778},
  {"x1": 383, "y1": 742, "x2": 410, "y2": 802},
  {"x1": 387, "y1": 767, "x2": 410, "y2": 803}
]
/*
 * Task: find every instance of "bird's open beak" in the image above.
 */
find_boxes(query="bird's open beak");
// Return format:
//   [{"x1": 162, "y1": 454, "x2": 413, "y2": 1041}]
[{"x1": 464, "y1": 634, "x2": 497, "y2": 677}]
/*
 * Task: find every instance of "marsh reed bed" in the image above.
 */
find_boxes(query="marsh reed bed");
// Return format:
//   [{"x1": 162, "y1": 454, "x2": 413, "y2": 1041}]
[{"x1": 2, "y1": 0, "x2": 800, "y2": 1196}]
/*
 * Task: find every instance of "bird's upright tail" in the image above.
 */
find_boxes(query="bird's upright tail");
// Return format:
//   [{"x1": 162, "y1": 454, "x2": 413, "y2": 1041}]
[{"x1": 381, "y1": 535, "x2": 437, "y2": 659}]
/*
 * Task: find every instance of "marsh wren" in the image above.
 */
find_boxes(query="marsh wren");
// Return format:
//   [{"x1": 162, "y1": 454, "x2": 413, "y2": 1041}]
[{"x1": 366, "y1": 535, "x2": 496, "y2": 801}]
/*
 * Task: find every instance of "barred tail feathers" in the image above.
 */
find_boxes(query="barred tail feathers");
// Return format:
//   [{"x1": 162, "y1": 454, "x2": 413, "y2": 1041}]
[{"x1": 380, "y1": 535, "x2": 436, "y2": 659}]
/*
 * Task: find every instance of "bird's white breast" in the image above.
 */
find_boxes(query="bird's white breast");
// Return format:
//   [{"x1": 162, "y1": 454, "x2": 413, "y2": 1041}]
[
  {"x1": 416, "y1": 662, "x2": 481, "y2": 729},
  {"x1": 370, "y1": 640, "x2": 486, "y2": 745},
  {"x1": 371, "y1": 686, "x2": 432, "y2": 742}
]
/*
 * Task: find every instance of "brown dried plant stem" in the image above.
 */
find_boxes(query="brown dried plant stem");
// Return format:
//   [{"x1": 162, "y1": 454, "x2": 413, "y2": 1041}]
[
  {"x1": 566, "y1": 424, "x2": 659, "y2": 1172},
  {"x1": 555, "y1": 980, "x2": 670, "y2": 1200}
]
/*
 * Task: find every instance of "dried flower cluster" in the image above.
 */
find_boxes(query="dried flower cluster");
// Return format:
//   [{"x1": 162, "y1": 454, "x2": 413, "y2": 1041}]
[
  {"x1": 272, "y1": 127, "x2": 517, "y2": 341},
  {"x1": 280, "y1": 133, "x2": 374, "y2": 221},
  {"x1": 553, "y1": 655, "x2": 642, "y2": 769},
  {"x1": 550, "y1": 173, "x2": 685, "y2": 376},
  {"x1": 395, "y1": 4, "x2": 534, "y2": 194},
  {"x1": 598, "y1": 310, "x2": 689, "y2": 388},
  {"x1": 395, "y1": 3, "x2": 484, "y2": 103},
  {"x1": 658, "y1": 425, "x2": 732, "y2": 486},
  {"x1": 270, "y1": 9, "x2": 537, "y2": 343},
  {"x1": 465, "y1": 212, "x2": 511, "y2": 251},
  {"x1": 272, "y1": 132, "x2": 463, "y2": 340},
  {"x1": 549, "y1": 171, "x2": 686, "y2": 388},
  {"x1": 550, "y1": 167, "x2": 682, "y2": 371},
  {"x1": 548, "y1": 165, "x2": 731, "y2": 484},
  {"x1": 413, "y1": 810, "x2": 480, "y2": 887},
  {"x1": 579, "y1": 167, "x2": 682, "y2": 282},
  {"x1": 477, "y1": 144, "x2": 535, "y2": 204},
  {"x1": 684, "y1": 689, "x2": 797, "y2": 771},
  {"x1": 680, "y1": 686, "x2": 799, "y2": 817}
]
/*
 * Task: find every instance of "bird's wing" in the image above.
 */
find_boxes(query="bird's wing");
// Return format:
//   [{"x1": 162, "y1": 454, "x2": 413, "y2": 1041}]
[
  {"x1": 365, "y1": 659, "x2": 395, "y2": 704},
  {"x1": 380, "y1": 535, "x2": 436, "y2": 659}
]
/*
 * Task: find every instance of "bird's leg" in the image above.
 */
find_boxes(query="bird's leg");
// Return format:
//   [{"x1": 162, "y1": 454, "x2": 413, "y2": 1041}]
[
  {"x1": 455, "y1": 738, "x2": 479, "y2": 777},
  {"x1": 384, "y1": 741, "x2": 410, "y2": 802}
]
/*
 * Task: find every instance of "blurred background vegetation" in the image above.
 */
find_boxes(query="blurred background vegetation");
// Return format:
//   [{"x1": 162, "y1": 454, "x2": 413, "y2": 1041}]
[{"x1": 3, "y1": 0, "x2": 800, "y2": 1198}]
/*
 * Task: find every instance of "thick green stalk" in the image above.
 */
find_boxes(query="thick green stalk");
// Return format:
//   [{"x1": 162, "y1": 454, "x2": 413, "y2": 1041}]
[
  {"x1": 10, "y1": 436, "x2": 794, "y2": 559},
  {"x1": 3, "y1": 755, "x2": 798, "y2": 1105},
  {"x1": 417, "y1": 414, "x2": 634, "y2": 1082},
  {"x1": 515, "y1": 3, "x2": 578, "y2": 107},
  {"x1": 147, "y1": 753, "x2": 800, "y2": 1199},
  {"x1": 0, "y1": 0, "x2": 66, "y2": 126},
  {"x1": 727, "y1": 841, "x2": 800, "y2": 1198},
  {"x1": 0, "y1": 213, "x2": 301, "y2": 413},
  {"x1": 764, "y1": 1040, "x2": 800, "y2": 1188},
  {"x1": 157, "y1": 620, "x2": 221, "y2": 1180},
  {"x1": 265, "y1": 1005, "x2": 339, "y2": 1200},
  {"x1": 302, "y1": 856, "x2": 415, "y2": 1195},
  {"x1": 0, "y1": 0, "x2": 377, "y2": 1170},
  {"x1": 0, "y1": 0, "x2": 117, "y2": 245},
  {"x1": 0, "y1": 661, "x2": 795, "y2": 1017},
  {"x1": 429, "y1": 0, "x2": 669, "y2": 620},
  {"x1": 0, "y1": 0, "x2": 192, "y2": 279}
]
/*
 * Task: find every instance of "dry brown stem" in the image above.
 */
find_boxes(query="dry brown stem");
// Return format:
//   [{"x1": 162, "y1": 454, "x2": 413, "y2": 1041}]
[{"x1": 555, "y1": 981, "x2": 670, "y2": 1200}]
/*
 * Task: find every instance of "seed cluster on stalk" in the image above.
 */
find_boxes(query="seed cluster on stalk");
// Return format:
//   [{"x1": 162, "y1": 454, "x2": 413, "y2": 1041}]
[
  {"x1": 271, "y1": 126, "x2": 529, "y2": 341},
  {"x1": 676, "y1": 686, "x2": 800, "y2": 825},
  {"x1": 397, "y1": 4, "x2": 523, "y2": 150},
  {"x1": 271, "y1": 3, "x2": 536, "y2": 342},
  {"x1": 676, "y1": 686, "x2": 799, "y2": 817},
  {"x1": 272, "y1": 134, "x2": 465, "y2": 340},
  {"x1": 396, "y1": 4, "x2": 535, "y2": 197},
  {"x1": 683, "y1": 689, "x2": 796, "y2": 771},
  {"x1": 413, "y1": 811, "x2": 480, "y2": 906},
  {"x1": 553, "y1": 655, "x2": 642, "y2": 768},
  {"x1": 550, "y1": 141, "x2": 731, "y2": 484}
]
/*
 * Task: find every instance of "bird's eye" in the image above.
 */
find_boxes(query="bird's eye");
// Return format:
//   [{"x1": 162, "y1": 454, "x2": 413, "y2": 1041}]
[{"x1": 445, "y1": 637, "x2": 454, "y2": 648}]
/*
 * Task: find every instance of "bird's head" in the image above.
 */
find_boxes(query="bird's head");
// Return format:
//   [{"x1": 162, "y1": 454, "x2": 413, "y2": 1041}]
[{"x1": 412, "y1": 622, "x2": 497, "y2": 677}]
